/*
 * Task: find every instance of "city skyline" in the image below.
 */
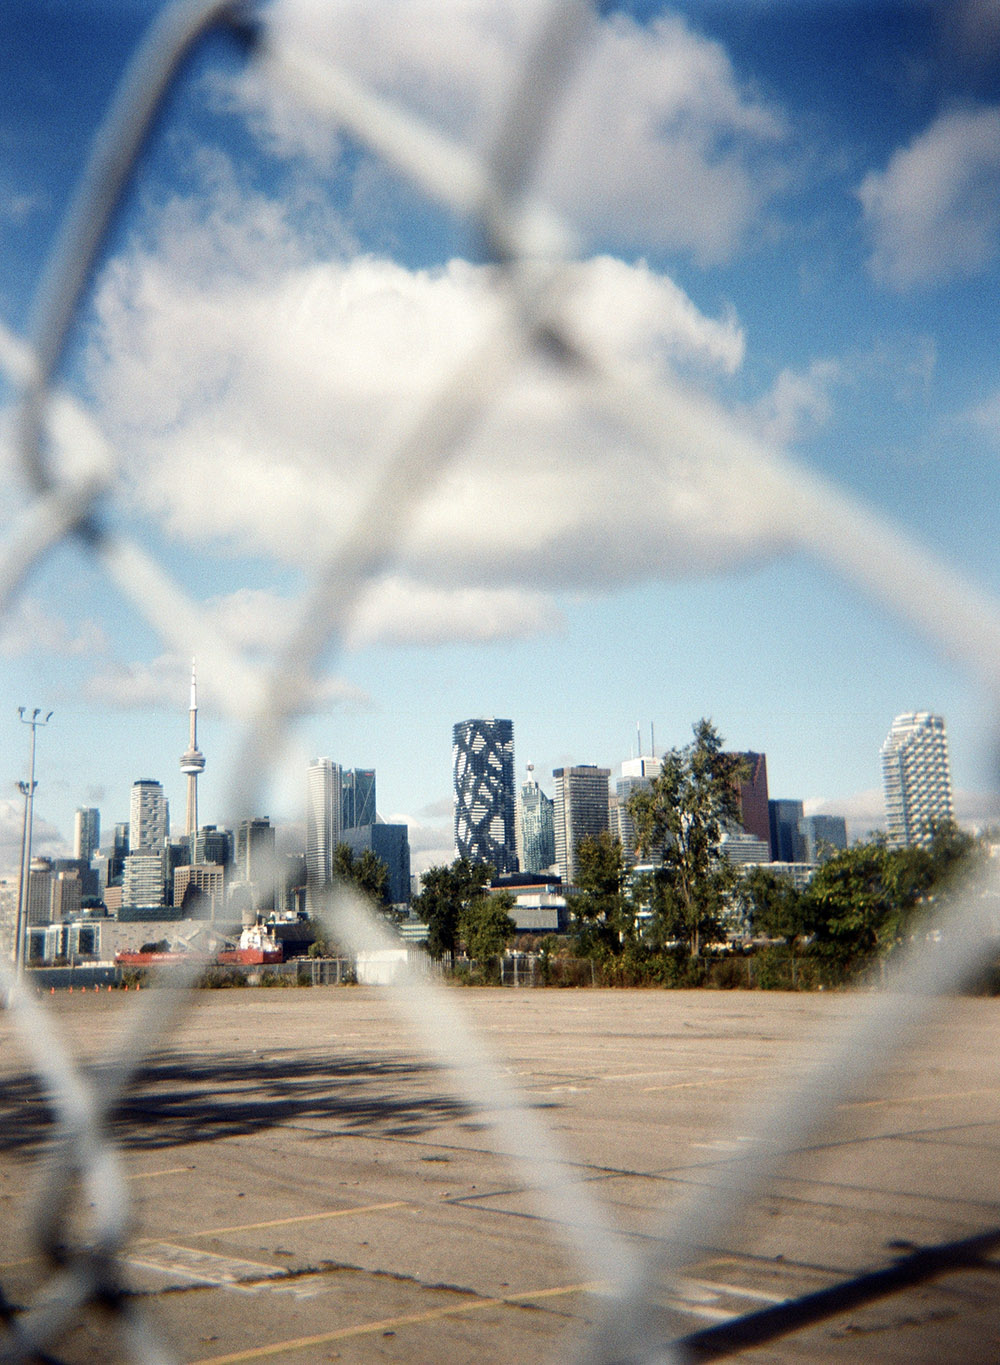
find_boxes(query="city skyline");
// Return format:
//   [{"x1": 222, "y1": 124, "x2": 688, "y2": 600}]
[{"x1": 3, "y1": 4, "x2": 1000, "y2": 876}]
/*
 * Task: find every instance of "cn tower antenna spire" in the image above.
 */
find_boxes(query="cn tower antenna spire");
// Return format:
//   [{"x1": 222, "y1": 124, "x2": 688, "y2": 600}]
[{"x1": 180, "y1": 658, "x2": 206, "y2": 840}]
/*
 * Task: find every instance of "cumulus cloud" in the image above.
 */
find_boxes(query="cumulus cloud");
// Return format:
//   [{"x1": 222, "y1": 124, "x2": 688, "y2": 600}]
[
  {"x1": 752, "y1": 359, "x2": 840, "y2": 448},
  {"x1": 83, "y1": 653, "x2": 369, "y2": 713},
  {"x1": 255, "y1": 0, "x2": 787, "y2": 260},
  {"x1": 858, "y1": 105, "x2": 1000, "y2": 288},
  {"x1": 208, "y1": 579, "x2": 564, "y2": 651},
  {"x1": 0, "y1": 596, "x2": 107, "y2": 659},
  {"x1": 84, "y1": 169, "x2": 788, "y2": 632},
  {"x1": 0, "y1": 798, "x2": 65, "y2": 879}
]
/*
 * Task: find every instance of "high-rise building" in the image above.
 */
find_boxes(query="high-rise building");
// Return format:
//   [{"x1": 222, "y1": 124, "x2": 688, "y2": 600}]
[
  {"x1": 553, "y1": 765, "x2": 611, "y2": 886},
  {"x1": 342, "y1": 769, "x2": 376, "y2": 831},
  {"x1": 235, "y1": 817, "x2": 276, "y2": 915},
  {"x1": 122, "y1": 848, "x2": 169, "y2": 910},
  {"x1": 516, "y1": 766, "x2": 555, "y2": 873},
  {"x1": 73, "y1": 807, "x2": 100, "y2": 863},
  {"x1": 881, "y1": 712, "x2": 954, "y2": 848},
  {"x1": 192, "y1": 825, "x2": 232, "y2": 868},
  {"x1": 613, "y1": 755, "x2": 662, "y2": 865},
  {"x1": 768, "y1": 799, "x2": 805, "y2": 862},
  {"x1": 306, "y1": 758, "x2": 342, "y2": 906},
  {"x1": 342, "y1": 823, "x2": 412, "y2": 907},
  {"x1": 732, "y1": 752, "x2": 770, "y2": 845},
  {"x1": 179, "y1": 662, "x2": 206, "y2": 838},
  {"x1": 129, "y1": 780, "x2": 168, "y2": 852},
  {"x1": 797, "y1": 814, "x2": 848, "y2": 863},
  {"x1": 453, "y1": 719, "x2": 517, "y2": 874}
]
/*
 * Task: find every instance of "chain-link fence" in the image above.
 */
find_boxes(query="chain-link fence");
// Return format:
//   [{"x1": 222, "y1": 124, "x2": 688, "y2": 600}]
[{"x1": 3, "y1": 1, "x2": 1000, "y2": 1360}]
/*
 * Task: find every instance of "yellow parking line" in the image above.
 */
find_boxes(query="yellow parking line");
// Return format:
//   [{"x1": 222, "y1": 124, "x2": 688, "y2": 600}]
[
  {"x1": 127, "y1": 1166, "x2": 192, "y2": 1180},
  {"x1": 190, "y1": 1282, "x2": 602, "y2": 1365},
  {"x1": 176, "y1": 1201, "x2": 408, "y2": 1239}
]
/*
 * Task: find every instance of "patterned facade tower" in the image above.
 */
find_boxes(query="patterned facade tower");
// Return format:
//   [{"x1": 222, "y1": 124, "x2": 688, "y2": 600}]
[
  {"x1": 881, "y1": 712, "x2": 954, "y2": 848},
  {"x1": 453, "y1": 719, "x2": 517, "y2": 874}
]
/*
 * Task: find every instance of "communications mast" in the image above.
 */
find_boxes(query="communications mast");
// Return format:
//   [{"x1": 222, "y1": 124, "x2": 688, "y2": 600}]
[{"x1": 179, "y1": 661, "x2": 206, "y2": 838}]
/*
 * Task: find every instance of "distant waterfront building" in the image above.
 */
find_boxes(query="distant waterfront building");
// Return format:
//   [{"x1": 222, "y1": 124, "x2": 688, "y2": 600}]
[
  {"x1": 797, "y1": 814, "x2": 848, "y2": 863},
  {"x1": 768, "y1": 799, "x2": 804, "y2": 863},
  {"x1": 173, "y1": 863, "x2": 225, "y2": 920},
  {"x1": 129, "y1": 780, "x2": 168, "y2": 852},
  {"x1": 122, "y1": 848, "x2": 169, "y2": 910},
  {"x1": 553, "y1": 765, "x2": 611, "y2": 887},
  {"x1": 342, "y1": 823, "x2": 412, "y2": 907},
  {"x1": 516, "y1": 767, "x2": 555, "y2": 873},
  {"x1": 453, "y1": 719, "x2": 517, "y2": 874},
  {"x1": 306, "y1": 758, "x2": 342, "y2": 906},
  {"x1": 881, "y1": 712, "x2": 954, "y2": 848},
  {"x1": 342, "y1": 769, "x2": 376, "y2": 832},
  {"x1": 73, "y1": 808, "x2": 100, "y2": 863}
]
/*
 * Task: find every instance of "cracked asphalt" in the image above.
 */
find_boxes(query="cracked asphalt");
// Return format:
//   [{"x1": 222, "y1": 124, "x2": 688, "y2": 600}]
[{"x1": 1, "y1": 986, "x2": 999, "y2": 1362}]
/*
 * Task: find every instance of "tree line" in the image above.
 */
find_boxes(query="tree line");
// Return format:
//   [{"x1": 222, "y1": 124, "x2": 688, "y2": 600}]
[{"x1": 319, "y1": 720, "x2": 988, "y2": 988}]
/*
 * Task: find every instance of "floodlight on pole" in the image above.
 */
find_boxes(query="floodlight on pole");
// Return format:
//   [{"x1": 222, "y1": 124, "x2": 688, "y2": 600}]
[{"x1": 13, "y1": 708, "x2": 52, "y2": 977}]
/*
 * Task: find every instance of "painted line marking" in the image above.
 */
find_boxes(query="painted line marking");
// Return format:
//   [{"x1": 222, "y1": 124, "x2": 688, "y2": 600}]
[
  {"x1": 127, "y1": 1166, "x2": 192, "y2": 1181},
  {"x1": 141, "y1": 1201, "x2": 407, "y2": 1242},
  {"x1": 189, "y1": 1282, "x2": 603, "y2": 1364},
  {"x1": 844, "y1": 1087, "x2": 1000, "y2": 1110}
]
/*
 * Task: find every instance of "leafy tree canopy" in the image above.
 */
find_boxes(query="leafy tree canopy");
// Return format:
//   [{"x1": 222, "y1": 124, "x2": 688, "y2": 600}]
[
  {"x1": 412, "y1": 856, "x2": 494, "y2": 959},
  {"x1": 460, "y1": 892, "x2": 516, "y2": 976},
  {"x1": 627, "y1": 719, "x2": 746, "y2": 956},
  {"x1": 567, "y1": 830, "x2": 632, "y2": 957},
  {"x1": 333, "y1": 843, "x2": 389, "y2": 905}
]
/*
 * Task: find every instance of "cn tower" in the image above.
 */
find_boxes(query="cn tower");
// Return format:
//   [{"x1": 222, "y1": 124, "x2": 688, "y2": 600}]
[{"x1": 180, "y1": 660, "x2": 206, "y2": 838}]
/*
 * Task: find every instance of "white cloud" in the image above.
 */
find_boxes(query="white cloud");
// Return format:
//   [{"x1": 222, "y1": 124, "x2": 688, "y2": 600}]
[
  {"x1": 208, "y1": 579, "x2": 563, "y2": 650},
  {"x1": 752, "y1": 359, "x2": 840, "y2": 448},
  {"x1": 83, "y1": 653, "x2": 369, "y2": 714},
  {"x1": 257, "y1": 0, "x2": 787, "y2": 259},
  {"x1": 0, "y1": 798, "x2": 65, "y2": 879},
  {"x1": 85, "y1": 176, "x2": 782, "y2": 628},
  {"x1": 858, "y1": 105, "x2": 1000, "y2": 288},
  {"x1": 0, "y1": 596, "x2": 107, "y2": 660}
]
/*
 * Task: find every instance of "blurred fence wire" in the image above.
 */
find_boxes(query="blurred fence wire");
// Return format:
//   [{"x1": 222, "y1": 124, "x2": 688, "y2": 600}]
[{"x1": 3, "y1": 0, "x2": 1000, "y2": 1361}]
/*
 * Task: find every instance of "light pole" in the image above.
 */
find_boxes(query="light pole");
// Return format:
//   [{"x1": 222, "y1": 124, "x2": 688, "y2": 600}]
[{"x1": 13, "y1": 708, "x2": 52, "y2": 977}]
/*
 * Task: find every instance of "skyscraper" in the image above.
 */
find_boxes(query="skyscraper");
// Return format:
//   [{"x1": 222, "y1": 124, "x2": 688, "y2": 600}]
[
  {"x1": 306, "y1": 758, "x2": 342, "y2": 905},
  {"x1": 613, "y1": 755, "x2": 662, "y2": 866},
  {"x1": 881, "y1": 712, "x2": 954, "y2": 848},
  {"x1": 73, "y1": 807, "x2": 100, "y2": 863},
  {"x1": 235, "y1": 817, "x2": 276, "y2": 916},
  {"x1": 453, "y1": 719, "x2": 517, "y2": 874},
  {"x1": 553, "y1": 765, "x2": 611, "y2": 886},
  {"x1": 516, "y1": 766, "x2": 555, "y2": 873},
  {"x1": 129, "y1": 780, "x2": 168, "y2": 852},
  {"x1": 342, "y1": 769, "x2": 376, "y2": 831},
  {"x1": 768, "y1": 798, "x2": 805, "y2": 862},
  {"x1": 179, "y1": 661, "x2": 206, "y2": 838},
  {"x1": 732, "y1": 751, "x2": 770, "y2": 845}
]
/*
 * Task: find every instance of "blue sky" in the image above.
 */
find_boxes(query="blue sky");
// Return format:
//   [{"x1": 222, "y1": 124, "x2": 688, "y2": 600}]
[{"x1": 3, "y1": 0, "x2": 1000, "y2": 873}]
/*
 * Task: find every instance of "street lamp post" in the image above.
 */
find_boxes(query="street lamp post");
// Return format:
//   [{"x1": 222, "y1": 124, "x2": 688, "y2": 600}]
[{"x1": 13, "y1": 708, "x2": 52, "y2": 977}]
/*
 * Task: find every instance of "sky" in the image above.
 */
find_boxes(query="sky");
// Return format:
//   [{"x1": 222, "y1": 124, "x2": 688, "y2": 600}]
[{"x1": 2, "y1": 0, "x2": 1000, "y2": 876}]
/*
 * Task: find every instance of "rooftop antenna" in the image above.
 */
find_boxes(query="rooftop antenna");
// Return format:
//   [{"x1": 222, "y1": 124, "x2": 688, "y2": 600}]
[
  {"x1": 650, "y1": 722, "x2": 655, "y2": 758},
  {"x1": 636, "y1": 722, "x2": 641, "y2": 759}
]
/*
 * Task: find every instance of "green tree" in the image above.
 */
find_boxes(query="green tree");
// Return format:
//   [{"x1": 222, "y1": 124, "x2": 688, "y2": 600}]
[
  {"x1": 412, "y1": 857, "x2": 494, "y2": 959},
  {"x1": 627, "y1": 719, "x2": 746, "y2": 957},
  {"x1": 567, "y1": 830, "x2": 632, "y2": 957},
  {"x1": 460, "y1": 893, "x2": 516, "y2": 978},
  {"x1": 740, "y1": 866, "x2": 807, "y2": 942},
  {"x1": 333, "y1": 843, "x2": 390, "y2": 905}
]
